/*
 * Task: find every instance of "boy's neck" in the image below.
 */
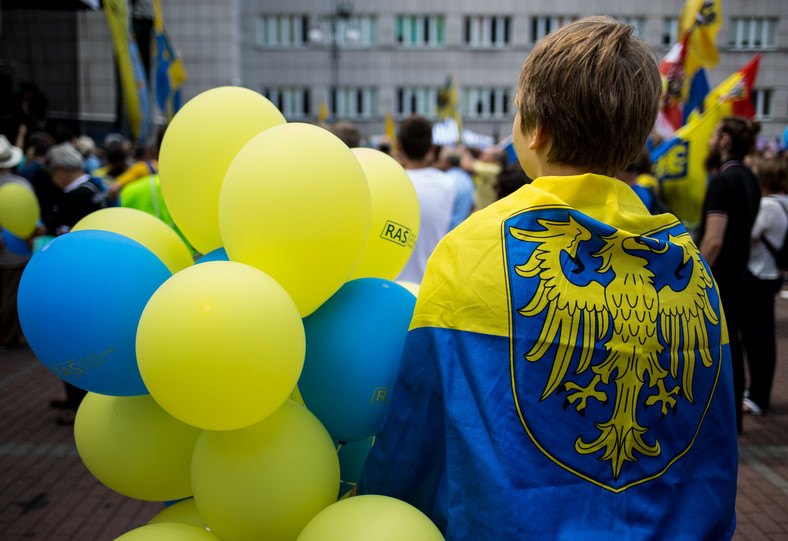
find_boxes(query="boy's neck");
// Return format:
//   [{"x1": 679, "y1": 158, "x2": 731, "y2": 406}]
[{"x1": 533, "y1": 162, "x2": 588, "y2": 178}]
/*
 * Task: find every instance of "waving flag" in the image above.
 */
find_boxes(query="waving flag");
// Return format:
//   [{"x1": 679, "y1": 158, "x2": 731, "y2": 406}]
[
  {"x1": 653, "y1": 54, "x2": 760, "y2": 227},
  {"x1": 437, "y1": 73, "x2": 462, "y2": 143},
  {"x1": 360, "y1": 174, "x2": 737, "y2": 539},
  {"x1": 657, "y1": 0, "x2": 722, "y2": 138},
  {"x1": 153, "y1": 0, "x2": 187, "y2": 119},
  {"x1": 104, "y1": 0, "x2": 150, "y2": 142}
]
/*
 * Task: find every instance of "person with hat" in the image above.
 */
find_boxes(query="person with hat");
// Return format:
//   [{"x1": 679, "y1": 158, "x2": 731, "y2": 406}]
[{"x1": 0, "y1": 134, "x2": 32, "y2": 349}]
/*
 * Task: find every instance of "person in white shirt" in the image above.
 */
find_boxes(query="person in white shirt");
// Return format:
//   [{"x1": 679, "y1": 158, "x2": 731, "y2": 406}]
[
  {"x1": 396, "y1": 115, "x2": 456, "y2": 284},
  {"x1": 742, "y1": 156, "x2": 788, "y2": 415}
]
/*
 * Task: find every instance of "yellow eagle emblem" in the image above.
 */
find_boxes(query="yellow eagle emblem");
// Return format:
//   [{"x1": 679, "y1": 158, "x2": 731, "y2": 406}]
[{"x1": 508, "y1": 213, "x2": 721, "y2": 484}]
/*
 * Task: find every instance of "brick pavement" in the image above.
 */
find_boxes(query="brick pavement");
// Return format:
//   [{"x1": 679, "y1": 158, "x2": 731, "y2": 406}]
[{"x1": 1, "y1": 299, "x2": 788, "y2": 540}]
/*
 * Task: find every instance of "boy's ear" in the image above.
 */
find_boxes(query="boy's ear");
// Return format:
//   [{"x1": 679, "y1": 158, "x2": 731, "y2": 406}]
[{"x1": 528, "y1": 124, "x2": 550, "y2": 151}]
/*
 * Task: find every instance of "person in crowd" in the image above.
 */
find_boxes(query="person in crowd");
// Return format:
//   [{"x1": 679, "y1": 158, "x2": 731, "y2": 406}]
[
  {"x1": 74, "y1": 135, "x2": 101, "y2": 174},
  {"x1": 495, "y1": 162, "x2": 532, "y2": 200},
  {"x1": 462, "y1": 145, "x2": 508, "y2": 211},
  {"x1": 395, "y1": 115, "x2": 456, "y2": 284},
  {"x1": 19, "y1": 132, "x2": 63, "y2": 230},
  {"x1": 0, "y1": 135, "x2": 31, "y2": 350},
  {"x1": 360, "y1": 17, "x2": 737, "y2": 539},
  {"x1": 42, "y1": 142, "x2": 109, "y2": 424},
  {"x1": 697, "y1": 116, "x2": 762, "y2": 433},
  {"x1": 332, "y1": 121, "x2": 363, "y2": 148},
  {"x1": 436, "y1": 146, "x2": 476, "y2": 230},
  {"x1": 107, "y1": 132, "x2": 161, "y2": 200},
  {"x1": 92, "y1": 133, "x2": 132, "y2": 193},
  {"x1": 741, "y1": 156, "x2": 788, "y2": 416}
]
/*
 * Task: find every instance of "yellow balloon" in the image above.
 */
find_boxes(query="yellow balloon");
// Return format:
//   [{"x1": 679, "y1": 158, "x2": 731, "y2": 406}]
[
  {"x1": 114, "y1": 522, "x2": 222, "y2": 541},
  {"x1": 159, "y1": 87, "x2": 286, "y2": 255},
  {"x1": 136, "y1": 261, "x2": 305, "y2": 431},
  {"x1": 297, "y1": 495, "x2": 443, "y2": 541},
  {"x1": 348, "y1": 148, "x2": 420, "y2": 280},
  {"x1": 192, "y1": 400, "x2": 340, "y2": 541},
  {"x1": 73, "y1": 207, "x2": 193, "y2": 274},
  {"x1": 297, "y1": 495, "x2": 445, "y2": 541},
  {"x1": 219, "y1": 123, "x2": 371, "y2": 316},
  {"x1": 149, "y1": 499, "x2": 207, "y2": 529},
  {"x1": 74, "y1": 393, "x2": 201, "y2": 501},
  {"x1": 0, "y1": 181, "x2": 40, "y2": 238}
]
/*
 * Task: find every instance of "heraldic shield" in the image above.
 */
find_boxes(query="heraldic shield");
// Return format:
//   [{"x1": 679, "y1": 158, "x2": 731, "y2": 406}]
[{"x1": 504, "y1": 207, "x2": 724, "y2": 492}]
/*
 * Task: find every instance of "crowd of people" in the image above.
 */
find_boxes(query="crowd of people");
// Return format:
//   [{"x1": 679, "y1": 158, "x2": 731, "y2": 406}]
[{"x1": 2, "y1": 17, "x2": 788, "y2": 534}]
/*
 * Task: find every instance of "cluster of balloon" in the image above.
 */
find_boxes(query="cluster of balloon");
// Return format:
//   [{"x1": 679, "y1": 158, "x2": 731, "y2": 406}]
[
  {"x1": 0, "y1": 180, "x2": 40, "y2": 255},
  {"x1": 16, "y1": 86, "x2": 443, "y2": 540}
]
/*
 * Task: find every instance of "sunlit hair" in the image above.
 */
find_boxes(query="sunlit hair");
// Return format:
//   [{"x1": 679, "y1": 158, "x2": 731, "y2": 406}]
[
  {"x1": 515, "y1": 16, "x2": 661, "y2": 176},
  {"x1": 718, "y1": 116, "x2": 761, "y2": 161}
]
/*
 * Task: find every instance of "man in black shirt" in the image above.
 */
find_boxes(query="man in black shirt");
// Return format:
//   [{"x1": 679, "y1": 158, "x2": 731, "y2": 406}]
[{"x1": 697, "y1": 116, "x2": 762, "y2": 433}]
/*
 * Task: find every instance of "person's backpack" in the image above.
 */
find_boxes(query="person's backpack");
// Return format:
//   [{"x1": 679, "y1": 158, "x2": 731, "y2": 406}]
[{"x1": 760, "y1": 196, "x2": 788, "y2": 270}]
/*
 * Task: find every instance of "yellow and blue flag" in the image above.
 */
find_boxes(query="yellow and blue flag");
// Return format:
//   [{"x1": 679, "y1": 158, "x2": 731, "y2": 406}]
[
  {"x1": 153, "y1": 0, "x2": 187, "y2": 120},
  {"x1": 360, "y1": 174, "x2": 737, "y2": 539},
  {"x1": 104, "y1": 0, "x2": 150, "y2": 142},
  {"x1": 653, "y1": 54, "x2": 760, "y2": 227}
]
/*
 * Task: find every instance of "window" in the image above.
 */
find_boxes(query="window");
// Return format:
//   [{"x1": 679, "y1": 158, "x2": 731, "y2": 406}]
[
  {"x1": 333, "y1": 87, "x2": 378, "y2": 119},
  {"x1": 728, "y1": 18, "x2": 777, "y2": 49},
  {"x1": 463, "y1": 16, "x2": 511, "y2": 48},
  {"x1": 531, "y1": 15, "x2": 577, "y2": 43},
  {"x1": 335, "y1": 15, "x2": 377, "y2": 47},
  {"x1": 261, "y1": 88, "x2": 311, "y2": 119},
  {"x1": 661, "y1": 17, "x2": 679, "y2": 46},
  {"x1": 256, "y1": 15, "x2": 309, "y2": 48},
  {"x1": 752, "y1": 89, "x2": 773, "y2": 119},
  {"x1": 396, "y1": 87, "x2": 440, "y2": 117},
  {"x1": 395, "y1": 15, "x2": 445, "y2": 47},
  {"x1": 462, "y1": 87, "x2": 511, "y2": 119},
  {"x1": 616, "y1": 16, "x2": 646, "y2": 39}
]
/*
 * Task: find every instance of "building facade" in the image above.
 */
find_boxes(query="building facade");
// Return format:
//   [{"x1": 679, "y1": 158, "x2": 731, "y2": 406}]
[{"x1": 1, "y1": 0, "x2": 786, "y2": 145}]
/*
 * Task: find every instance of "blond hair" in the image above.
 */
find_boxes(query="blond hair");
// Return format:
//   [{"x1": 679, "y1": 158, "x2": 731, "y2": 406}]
[{"x1": 515, "y1": 16, "x2": 661, "y2": 176}]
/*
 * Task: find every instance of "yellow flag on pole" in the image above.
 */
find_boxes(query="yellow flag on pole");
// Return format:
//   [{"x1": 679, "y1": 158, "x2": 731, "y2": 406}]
[{"x1": 104, "y1": 0, "x2": 144, "y2": 140}]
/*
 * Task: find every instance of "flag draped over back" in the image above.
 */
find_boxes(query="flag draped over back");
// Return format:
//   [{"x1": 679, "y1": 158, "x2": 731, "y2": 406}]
[
  {"x1": 360, "y1": 174, "x2": 738, "y2": 539},
  {"x1": 437, "y1": 73, "x2": 462, "y2": 144},
  {"x1": 104, "y1": 0, "x2": 150, "y2": 142},
  {"x1": 652, "y1": 54, "x2": 760, "y2": 228},
  {"x1": 153, "y1": 0, "x2": 187, "y2": 120}
]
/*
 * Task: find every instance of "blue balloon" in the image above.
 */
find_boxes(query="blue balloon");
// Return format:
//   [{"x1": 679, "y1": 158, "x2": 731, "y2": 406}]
[
  {"x1": 1, "y1": 228, "x2": 31, "y2": 256},
  {"x1": 298, "y1": 278, "x2": 416, "y2": 442},
  {"x1": 17, "y1": 230, "x2": 172, "y2": 396},
  {"x1": 337, "y1": 437, "x2": 374, "y2": 485},
  {"x1": 195, "y1": 247, "x2": 228, "y2": 264},
  {"x1": 783, "y1": 126, "x2": 788, "y2": 150}
]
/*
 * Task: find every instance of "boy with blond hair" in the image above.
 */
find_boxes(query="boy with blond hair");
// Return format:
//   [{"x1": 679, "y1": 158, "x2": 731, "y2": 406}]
[{"x1": 359, "y1": 16, "x2": 738, "y2": 540}]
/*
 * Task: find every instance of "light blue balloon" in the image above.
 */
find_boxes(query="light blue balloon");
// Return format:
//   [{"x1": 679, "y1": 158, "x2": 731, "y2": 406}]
[
  {"x1": 1, "y1": 228, "x2": 31, "y2": 256},
  {"x1": 17, "y1": 230, "x2": 172, "y2": 396},
  {"x1": 195, "y1": 247, "x2": 228, "y2": 264},
  {"x1": 298, "y1": 278, "x2": 416, "y2": 442},
  {"x1": 783, "y1": 126, "x2": 788, "y2": 149}
]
